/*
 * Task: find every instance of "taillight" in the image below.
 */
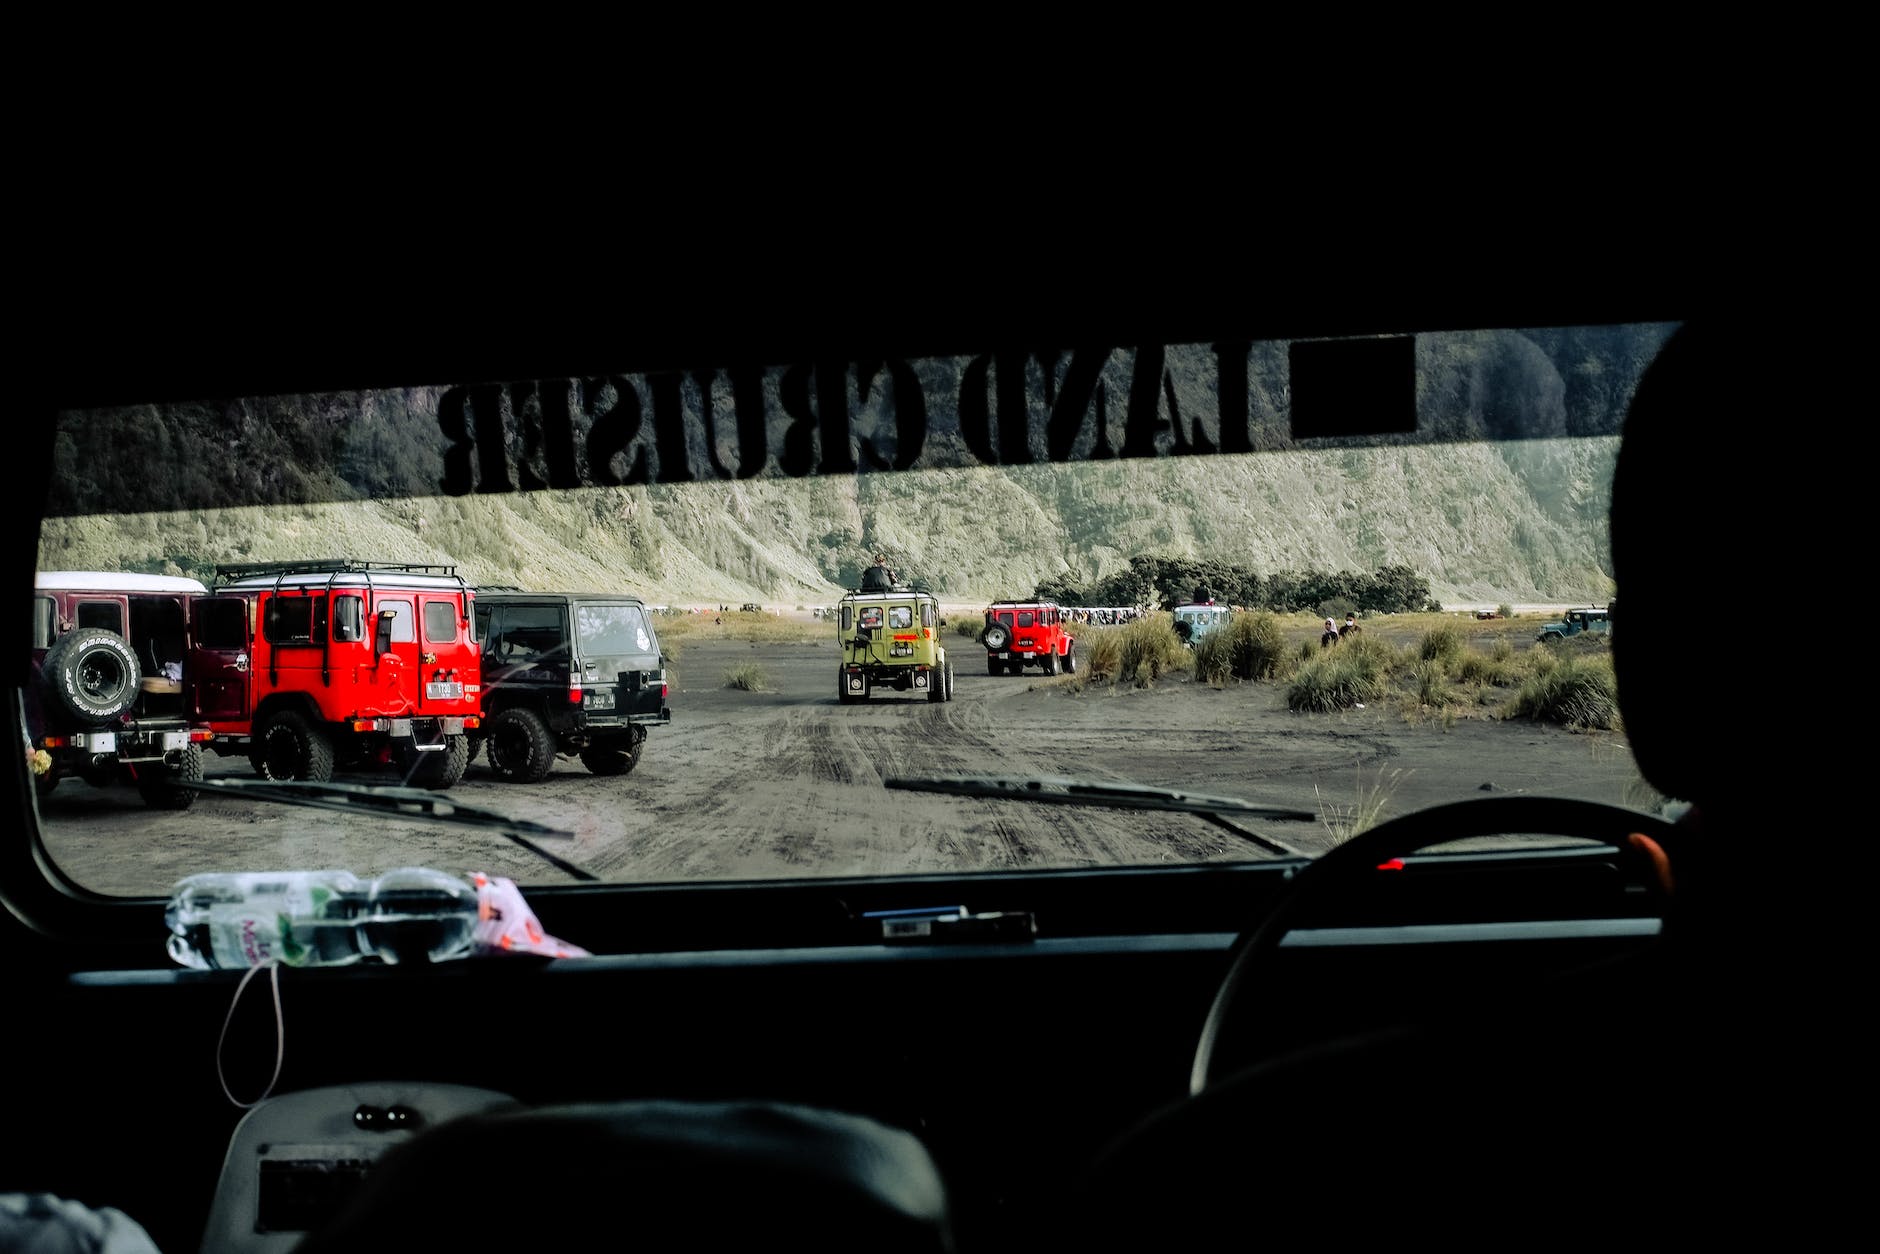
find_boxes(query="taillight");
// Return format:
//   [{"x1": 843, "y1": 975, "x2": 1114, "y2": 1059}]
[{"x1": 569, "y1": 679, "x2": 582, "y2": 704}]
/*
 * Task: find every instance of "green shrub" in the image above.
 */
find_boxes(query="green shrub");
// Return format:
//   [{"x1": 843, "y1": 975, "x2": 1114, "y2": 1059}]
[
  {"x1": 1506, "y1": 655, "x2": 1618, "y2": 729},
  {"x1": 1409, "y1": 658, "x2": 1453, "y2": 706},
  {"x1": 955, "y1": 617, "x2": 981, "y2": 638},
  {"x1": 1454, "y1": 645, "x2": 1520, "y2": 687},
  {"x1": 1195, "y1": 612, "x2": 1287, "y2": 685},
  {"x1": 1287, "y1": 646, "x2": 1388, "y2": 712},
  {"x1": 722, "y1": 662, "x2": 770, "y2": 691},
  {"x1": 1418, "y1": 625, "x2": 1465, "y2": 668},
  {"x1": 1497, "y1": 603, "x2": 1515, "y2": 619},
  {"x1": 1078, "y1": 628, "x2": 1124, "y2": 680},
  {"x1": 1117, "y1": 616, "x2": 1188, "y2": 687}
]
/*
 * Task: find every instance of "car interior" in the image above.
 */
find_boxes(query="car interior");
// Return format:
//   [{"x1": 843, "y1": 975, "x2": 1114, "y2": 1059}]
[{"x1": 9, "y1": 228, "x2": 1837, "y2": 1252}]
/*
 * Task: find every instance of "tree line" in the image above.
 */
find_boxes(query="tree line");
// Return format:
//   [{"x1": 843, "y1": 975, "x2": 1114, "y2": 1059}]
[{"x1": 1035, "y1": 556, "x2": 1438, "y2": 615}]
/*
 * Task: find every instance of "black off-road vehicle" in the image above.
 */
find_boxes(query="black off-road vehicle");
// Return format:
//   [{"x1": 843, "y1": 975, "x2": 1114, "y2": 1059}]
[{"x1": 471, "y1": 591, "x2": 671, "y2": 783}]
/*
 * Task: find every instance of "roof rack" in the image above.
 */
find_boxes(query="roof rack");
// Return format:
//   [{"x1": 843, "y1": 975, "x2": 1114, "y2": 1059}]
[{"x1": 213, "y1": 559, "x2": 459, "y2": 582}]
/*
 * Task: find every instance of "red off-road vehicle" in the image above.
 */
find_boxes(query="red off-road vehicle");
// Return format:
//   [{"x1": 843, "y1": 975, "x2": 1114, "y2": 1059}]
[
  {"x1": 29, "y1": 572, "x2": 217, "y2": 808},
  {"x1": 193, "y1": 560, "x2": 483, "y2": 789},
  {"x1": 980, "y1": 601, "x2": 1076, "y2": 676}
]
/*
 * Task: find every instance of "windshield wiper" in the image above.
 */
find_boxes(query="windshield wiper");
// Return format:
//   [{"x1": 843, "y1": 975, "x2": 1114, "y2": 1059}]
[
  {"x1": 177, "y1": 778, "x2": 600, "y2": 882},
  {"x1": 883, "y1": 775, "x2": 1312, "y2": 857}
]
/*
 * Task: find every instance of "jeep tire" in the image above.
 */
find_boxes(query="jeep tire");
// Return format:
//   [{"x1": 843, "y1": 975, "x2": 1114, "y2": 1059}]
[
  {"x1": 581, "y1": 728, "x2": 644, "y2": 776},
  {"x1": 251, "y1": 710, "x2": 336, "y2": 782},
  {"x1": 987, "y1": 657, "x2": 1002, "y2": 676},
  {"x1": 138, "y1": 745, "x2": 203, "y2": 810},
  {"x1": 1064, "y1": 646, "x2": 1077, "y2": 675},
  {"x1": 485, "y1": 708, "x2": 557, "y2": 784},
  {"x1": 1041, "y1": 649, "x2": 1059, "y2": 676},
  {"x1": 42, "y1": 628, "x2": 142, "y2": 723},
  {"x1": 403, "y1": 734, "x2": 469, "y2": 790}
]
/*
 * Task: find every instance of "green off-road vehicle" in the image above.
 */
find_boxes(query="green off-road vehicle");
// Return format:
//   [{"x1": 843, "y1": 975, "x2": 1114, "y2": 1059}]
[{"x1": 835, "y1": 582, "x2": 954, "y2": 704}]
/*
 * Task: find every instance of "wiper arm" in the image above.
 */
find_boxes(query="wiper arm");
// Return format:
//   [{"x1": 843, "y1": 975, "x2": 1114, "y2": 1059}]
[
  {"x1": 884, "y1": 775, "x2": 1312, "y2": 857},
  {"x1": 178, "y1": 778, "x2": 600, "y2": 882}
]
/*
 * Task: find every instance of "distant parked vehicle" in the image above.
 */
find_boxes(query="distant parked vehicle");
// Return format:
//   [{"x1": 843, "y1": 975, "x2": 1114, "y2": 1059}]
[
  {"x1": 1172, "y1": 602, "x2": 1231, "y2": 648},
  {"x1": 1537, "y1": 606, "x2": 1612, "y2": 643}
]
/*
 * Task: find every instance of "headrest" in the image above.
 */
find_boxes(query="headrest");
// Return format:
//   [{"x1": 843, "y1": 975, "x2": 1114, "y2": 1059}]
[{"x1": 290, "y1": 1099, "x2": 952, "y2": 1252}]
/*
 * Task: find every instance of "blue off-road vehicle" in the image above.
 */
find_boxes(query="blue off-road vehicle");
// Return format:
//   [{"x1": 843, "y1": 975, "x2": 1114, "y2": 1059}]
[{"x1": 1537, "y1": 606, "x2": 1612, "y2": 643}]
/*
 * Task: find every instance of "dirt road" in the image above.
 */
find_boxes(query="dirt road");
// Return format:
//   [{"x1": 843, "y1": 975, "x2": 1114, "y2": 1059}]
[{"x1": 36, "y1": 632, "x2": 1646, "y2": 897}]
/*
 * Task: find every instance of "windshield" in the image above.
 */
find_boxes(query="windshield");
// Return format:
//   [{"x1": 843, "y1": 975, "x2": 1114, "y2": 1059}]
[{"x1": 29, "y1": 323, "x2": 1674, "y2": 896}]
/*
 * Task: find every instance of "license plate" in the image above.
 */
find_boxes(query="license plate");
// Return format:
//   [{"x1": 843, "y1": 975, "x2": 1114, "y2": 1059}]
[
  {"x1": 586, "y1": 692, "x2": 615, "y2": 710},
  {"x1": 425, "y1": 682, "x2": 464, "y2": 700}
]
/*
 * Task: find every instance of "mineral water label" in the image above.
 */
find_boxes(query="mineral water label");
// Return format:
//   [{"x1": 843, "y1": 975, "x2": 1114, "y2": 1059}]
[
  {"x1": 206, "y1": 878, "x2": 331, "y2": 967},
  {"x1": 206, "y1": 910, "x2": 288, "y2": 968}
]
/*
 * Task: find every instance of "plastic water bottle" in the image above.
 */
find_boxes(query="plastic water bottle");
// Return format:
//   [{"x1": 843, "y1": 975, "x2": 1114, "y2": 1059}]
[
  {"x1": 165, "y1": 870, "x2": 369, "y2": 970},
  {"x1": 358, "y1": 867, "x2": 479, "y2": 965},
  {"x1": 166, "y1": 868, "x2": 478, "y2": 969}
]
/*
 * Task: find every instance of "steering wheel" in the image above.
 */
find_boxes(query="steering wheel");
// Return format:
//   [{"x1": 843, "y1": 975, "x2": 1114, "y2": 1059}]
[{"x1": 1189, "y1": 796, "x2": 1680, "y2": 1096}]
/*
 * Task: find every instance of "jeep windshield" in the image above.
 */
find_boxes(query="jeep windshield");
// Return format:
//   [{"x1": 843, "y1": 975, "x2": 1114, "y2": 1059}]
[{"x1": 29, "y1": 319, "x2": 1674, "y2": 898}]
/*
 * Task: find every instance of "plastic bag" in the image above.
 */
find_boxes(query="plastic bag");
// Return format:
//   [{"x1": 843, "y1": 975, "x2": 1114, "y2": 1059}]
[{"x1": 470, "y1": 872, "x2": 590, "y2": 957}]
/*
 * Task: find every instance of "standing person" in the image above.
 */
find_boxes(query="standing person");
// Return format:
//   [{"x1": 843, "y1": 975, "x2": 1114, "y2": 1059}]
[{"x1": 1321, "y1": 618, "x2": 1341, "y2": 648}]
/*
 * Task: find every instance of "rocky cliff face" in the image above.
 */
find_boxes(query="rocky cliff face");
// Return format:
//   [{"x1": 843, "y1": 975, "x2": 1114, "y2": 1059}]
[{"x1": 40, "y1": 325, "x2": 1673, "y2": 605}]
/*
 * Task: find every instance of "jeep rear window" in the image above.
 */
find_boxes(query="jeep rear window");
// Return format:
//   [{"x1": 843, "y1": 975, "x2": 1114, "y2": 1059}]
[
  {"x1": 576, "y1": 605, "x2": 652, "y2": 656},
  {"x1": 31, "y1": 597, "x2": 53, "y2": 650},
  {"x1": 889, "y1": 607, "x2": 912, "y2": 630},
  {"x1": 921, "y1": 603, "x2": 935, "y2": 628},
  {"x1": 264, "y1": 596, "x2": 326, "y2": 644},
  {"x1": 76, "y1": 601, "x2": 123, "y2": 634},
  {"x1": 1017, "y1": 611, "x2": 1034, "y2": 628},
  {"x1": 422, "y1": 601, "x2": 457, "y2": 643},
  {"x1": 377, "y1": 599, "x2": 415, "y2": 644}
]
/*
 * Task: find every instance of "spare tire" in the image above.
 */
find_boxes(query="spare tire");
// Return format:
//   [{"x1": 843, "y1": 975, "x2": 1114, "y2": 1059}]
[
  {"x1": 982, "y1": 623, "x2": 1010, "y2": 651},
  {"x1": 40, "y1": 628, "x2": 142, "y2": 722}
]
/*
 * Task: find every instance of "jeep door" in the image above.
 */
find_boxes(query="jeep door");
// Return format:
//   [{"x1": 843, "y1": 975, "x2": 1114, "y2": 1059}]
[
  {"x1": 573, "y1": 603, "x2": 661, "y2": 718},
  {"x1": 186, "y1": 595, "x2": 250, "y2": 729},
  {"x1": 416, "y1": 595, "x2": 475, "y2": 713}
]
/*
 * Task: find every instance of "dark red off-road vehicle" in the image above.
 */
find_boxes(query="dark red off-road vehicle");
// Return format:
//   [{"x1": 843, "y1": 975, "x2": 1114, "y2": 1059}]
[
  {"x1": 980, "y1": 601, "x2": 1076, "y2": 676},
  {"x1": 29, "y1": 572, "x2": 217, "y2": 808}
]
